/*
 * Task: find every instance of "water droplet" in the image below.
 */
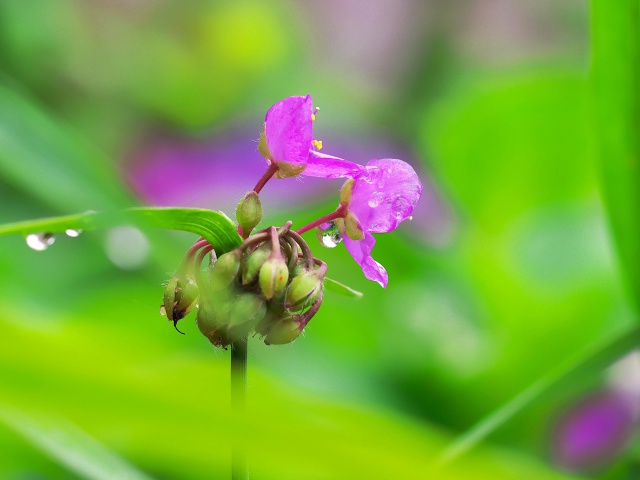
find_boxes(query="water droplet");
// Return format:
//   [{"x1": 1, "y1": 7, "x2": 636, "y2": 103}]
[
  {"x1": 368, "y1": 191, "x2": 386, "y2": 208},
  {"x1": 65, "y1": 228, "x2": 83, "y2": 238},
  {"x1": 26, "y1": 232, "x2": 56, "y2": 251},
  {"x1": 160, "y1": 305, "x2": 166, "y2": 316},
  {"x1": 392, "y1": 197, "x2": 412, "y2": 221},
  {"x1": 320, "y1": 222, "x2": 343, "y2": 248}
]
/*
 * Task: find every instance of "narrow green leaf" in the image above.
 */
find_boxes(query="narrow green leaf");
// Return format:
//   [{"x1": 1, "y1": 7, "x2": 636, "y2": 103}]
[
  {"x1": 324, "y1": 277, "x2": 363, "y2": 298},
  {"x1": 0, "y1": 207, "x2": 242, "y2": 254},
  {"x1": 439, "y1": 323, "x2": 640, "y2": 464},
  {"x1": 0, "y1": 82, "x2": 133, "y2": 211},
  {"x1": 0, "y1": 406, "x2": 153, "y2": 480},
  {"x1": 590, "y1": 0, "x2": 640, "y2": 312}
]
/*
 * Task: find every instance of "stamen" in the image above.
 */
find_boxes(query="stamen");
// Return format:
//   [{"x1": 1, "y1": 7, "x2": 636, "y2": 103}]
[
  {"x1": 312, "y1": 140, "x2": 323, "y2": 150},
  {"x1": 311, "y1": 113, "x2": 316, "y2": 122}
]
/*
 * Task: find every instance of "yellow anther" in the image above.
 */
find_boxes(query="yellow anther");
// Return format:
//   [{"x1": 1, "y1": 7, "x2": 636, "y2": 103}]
[
  {"x1": 311, "y1": 113, "x2": 316, "y2": 122},
  {"x1": 312, "y1": 140, "x2": 323, "y2": 150}
]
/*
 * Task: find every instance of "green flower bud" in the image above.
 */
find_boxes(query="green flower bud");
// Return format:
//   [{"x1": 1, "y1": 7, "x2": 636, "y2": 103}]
[
  {"x1": 236, "y1": 191, "x2": 262, "y2": 235},
  {"x1": 259, "y1": 256, "x2": 289, "y2": 300},
  {"x1": 242, "y1": 245, "x2": 270, "y2": 285},
  {"x1": 289, "y1": 258, "x2": 307, "y2": 280},
  {"x1": 209, "y1": 250, "x2": 242, "y2": 290},
  {"x1": 266, "y1": 291, "x2": 323, "y2": 345},
  {"x1": 344, "y1": 211, "x2": 364, "y2": 241},
  {"x1": 196, "y1": 294, "x2": 233, "y2": 348},
  {"x1": 195, "y1": 297, "x2": 218, "y2": 338},
  {"x1": 285, "y1": 271, "x2": 324, "y2": 311},
  {"x1": 227, "y1": 293, "x2": 267, "y2": 338},
  {"x1": 162, "y1": 274, "x2": 199, "y2": 326},
  {"x1": 264, "y1": 315, "x2": 302, "y2": 345},
  {"x1": 254, "y1": 311, "x2": 279, "y2": 337}
]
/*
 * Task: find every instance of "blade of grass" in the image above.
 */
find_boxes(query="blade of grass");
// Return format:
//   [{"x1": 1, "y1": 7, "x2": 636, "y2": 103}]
[
  {"x1": 0, "y1": 207, "x2": 242, "y2": 255},
  {"x1": 440, "y1": 1, "x2": 640, "y2": 464},
  {"x1": 0, "y1": 82, "x2": 133, "y2": 211},
  {"x1": 439, "y1": 323, "x2": 640, "y2": 464},
  {"x1": 590, "y1": 0, "x2": 640, "y2": 312},
  {"x1": 0, "y1": 406, "x2": 153, "y2": 480}
]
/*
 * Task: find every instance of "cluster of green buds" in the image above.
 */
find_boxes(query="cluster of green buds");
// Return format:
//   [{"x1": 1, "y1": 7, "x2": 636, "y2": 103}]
[{"x1": 161, "y1": 196, "x2": 327, "y2": 348}]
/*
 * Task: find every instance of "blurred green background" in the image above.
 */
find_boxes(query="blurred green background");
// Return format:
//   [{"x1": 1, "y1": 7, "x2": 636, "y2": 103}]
[{"x1": 1, "y1": 1, "x2": 638, "y2": 479}]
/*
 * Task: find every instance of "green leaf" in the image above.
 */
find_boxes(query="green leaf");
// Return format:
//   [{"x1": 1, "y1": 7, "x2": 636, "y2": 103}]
[
  {"x1": 0, "y1": 82, "x2": 133, "y2": 212},
  {"x1": 323, "y1": 277, "x2": 363, "y2": 298},
  {"x1": 0, "y1": 406, "x2": 153, "y2": 480},
  {"x1": 438, "y1": 323, "x2": 640, "y2": 464},
  {"x1": 590, "y1": 0, "x2": 640, "y2": 312},
  {"x1": 0, "y1": 207, "x2": 242, "y2": 255}
]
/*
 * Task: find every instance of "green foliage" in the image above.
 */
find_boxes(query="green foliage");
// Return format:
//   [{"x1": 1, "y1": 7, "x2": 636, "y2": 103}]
[
  {"x1": 0, "y1": 208, "x2": 242, "y2": 256},
  {"x1": 590, "y1": 0, "x2": 640, "y2": 312},
  {"x1": 323, "y1": 277, "x2": 364, "y2": 298},
  {"x1": 0, "y1": 0, "x2": 637, "y2": 478}
]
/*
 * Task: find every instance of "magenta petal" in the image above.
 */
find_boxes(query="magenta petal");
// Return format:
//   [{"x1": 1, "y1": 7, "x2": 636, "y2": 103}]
[
  {"x1": 349, "y1": 158, "x2": 423, "y2": 234},
  {"x1": 343, "y1": 233, "x2": 388, "y2": 287},
  {"x1": 264, "y1": 95, "x2": 313, "y2": 166},
  {"x1": 303, "y1": 150, "x2": 366, "y2": 178}
]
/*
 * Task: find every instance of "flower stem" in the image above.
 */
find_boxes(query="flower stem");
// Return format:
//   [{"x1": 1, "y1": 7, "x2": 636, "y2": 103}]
[
  {"x1": 295, "y1": 203, "x2": 348, "y2": 235},
  {"x1": 253, "y1": 163, "x2": 279, "y2": 194},
  {"x1": 231, "y1": 336, "x2": 248, "y2": 480}
]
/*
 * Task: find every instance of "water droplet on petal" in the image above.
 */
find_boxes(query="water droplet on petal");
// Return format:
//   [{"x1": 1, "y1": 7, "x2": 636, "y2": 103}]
[
  {"x1": 65, "y1": 229, "x2": 83, "y2": 238},
  {"x1": 392, "y1": 197, "x2": 412, "y2": 221},
  {"x1": 160, "y1": 305, "x2": 166, "y2": 316},
  {"x1": 26, "y1": 232, "x2": 56, "y2": 251},
  {"x1": 319, "y1": 222, "x2": 343, "y2": 248},
  {"x1": 368, "y1": 192, "x2": 386, "y2": 208}
]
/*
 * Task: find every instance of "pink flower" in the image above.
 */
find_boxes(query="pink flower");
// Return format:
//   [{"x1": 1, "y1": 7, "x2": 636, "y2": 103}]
[
  {"x1": 259, "y1": 95, "x2": 316, "y2": 178},
  {"x1": 305, "y1": 152, "x2": 423, "y2": 287}
]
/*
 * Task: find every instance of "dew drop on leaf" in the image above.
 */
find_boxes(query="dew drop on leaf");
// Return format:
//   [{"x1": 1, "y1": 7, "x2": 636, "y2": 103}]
[
  {"x1": 65, "y1": 229, "x2": 83, "y2": 237},
  {"x1": 25, "y1": 232, "x2": 56, "y2": 251}
]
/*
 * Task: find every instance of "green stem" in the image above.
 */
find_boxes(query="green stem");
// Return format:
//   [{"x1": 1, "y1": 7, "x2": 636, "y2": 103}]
[
  {"x1": 230, "y1": 337, "x2": 248, "y2": 480},
  {"x1": 590, "y1": 0, "x2": 640, "y2": 313}
]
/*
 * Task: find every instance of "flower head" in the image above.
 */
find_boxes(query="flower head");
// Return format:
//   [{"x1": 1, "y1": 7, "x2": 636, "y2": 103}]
[
  {"x1": 259, "y1": 95, "x2": 315, "y2": 178},
  {"x1": 304, "y1": 153, "x2": 422, "y2": 287}
]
